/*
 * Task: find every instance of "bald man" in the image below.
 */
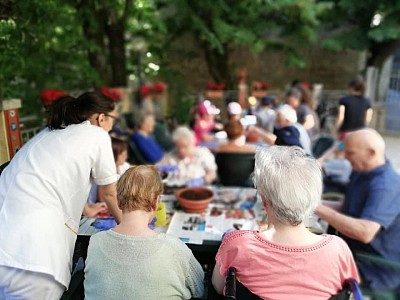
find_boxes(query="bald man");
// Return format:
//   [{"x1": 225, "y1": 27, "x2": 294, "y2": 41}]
[{"x1": 316, "y1": 128, "x2": 400, "y2": 291}]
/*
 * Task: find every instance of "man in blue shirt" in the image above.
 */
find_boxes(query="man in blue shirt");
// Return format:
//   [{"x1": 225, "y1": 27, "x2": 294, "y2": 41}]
[{"x1": 316, "y1": 128, "x2": 400, "y2": 291}]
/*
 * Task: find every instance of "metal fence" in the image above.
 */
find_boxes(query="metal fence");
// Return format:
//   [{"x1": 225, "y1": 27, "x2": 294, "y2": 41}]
[{"x1": 19, "y1": 115, "x2": 43, "y2": 143}]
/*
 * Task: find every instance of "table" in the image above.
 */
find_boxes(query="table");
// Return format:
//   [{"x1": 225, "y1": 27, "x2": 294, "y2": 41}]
[
  {"x1": 76, "y1": 186, "x2": 327, "y2": 264},
  {"x1": 76, "y1": 187, "x2": 258, "y2": 265}
]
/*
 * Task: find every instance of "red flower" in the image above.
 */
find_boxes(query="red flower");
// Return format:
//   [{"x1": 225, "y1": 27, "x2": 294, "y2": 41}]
[
  {"x1": 40, "y1": 89, "x2": 65, "y2": 107},
  {"x1": 206, "y1": 82, "x2": 225, "y2": 90},
  {"x1": 100, "y1": 87, "x2": 123, "y2": 102},
  {"x1": 153, "y1": 82, "x2": 167, "y2": 93},
  {"x1": 140, "y1": 84, "x2": 152, "y2": 97},
  {"x1": 206, "y1": 82, "x2": 216, "y2": 90},
  {"x1": 252, "y1": 81, "x2": 270, "y2": 91},
  {"x1": 260, "y1": 82, "x2": 270, "y2": 89}
]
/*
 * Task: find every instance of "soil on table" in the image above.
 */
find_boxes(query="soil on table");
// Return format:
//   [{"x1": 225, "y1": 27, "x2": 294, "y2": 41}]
[{"x1": 181, "y1": 190, "x2": 211, "y2": 200}]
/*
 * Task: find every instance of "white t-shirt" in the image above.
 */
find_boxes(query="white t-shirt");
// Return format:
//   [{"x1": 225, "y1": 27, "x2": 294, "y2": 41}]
[
  {"x1": 0, "y1": 121, "x2": 118, "y2": 288},
  {"x1": 293, "y1": 123, "x2": 312, "y2": 155}
]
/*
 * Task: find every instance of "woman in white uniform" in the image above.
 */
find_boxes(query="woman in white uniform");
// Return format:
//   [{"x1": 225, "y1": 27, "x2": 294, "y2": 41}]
[{"x1": 0, "y1": 92, "x2": 122, "y2": 299}]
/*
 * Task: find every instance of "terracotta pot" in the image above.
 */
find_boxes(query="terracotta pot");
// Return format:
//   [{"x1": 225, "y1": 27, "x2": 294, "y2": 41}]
[{"x1": 175, "y1": 187, "x2": 214, "y2": 213}]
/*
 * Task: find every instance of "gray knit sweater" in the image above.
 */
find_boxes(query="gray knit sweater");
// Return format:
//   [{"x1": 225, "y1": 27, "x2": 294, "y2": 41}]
[{"x1": 84, "y1": 231, "x2": 204, "y2": 299}]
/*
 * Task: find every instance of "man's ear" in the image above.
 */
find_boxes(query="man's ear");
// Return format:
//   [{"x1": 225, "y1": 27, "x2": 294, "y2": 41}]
[{"x1": 368, "y1": 147, "x2": 376, "y2": 157}]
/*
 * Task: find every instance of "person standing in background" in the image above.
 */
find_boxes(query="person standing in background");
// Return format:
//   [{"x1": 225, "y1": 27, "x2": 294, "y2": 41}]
[
  {"x1": 335, "y1": 78, "x2": 373, "y2": 141},
  {"x1": 256, "y1": 96, "x2": 276, "y2": 133}
]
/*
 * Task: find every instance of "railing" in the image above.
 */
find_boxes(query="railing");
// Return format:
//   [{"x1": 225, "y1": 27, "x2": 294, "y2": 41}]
[{"x1": 19, "y1": 115, "x2": 44, "y2": 143}]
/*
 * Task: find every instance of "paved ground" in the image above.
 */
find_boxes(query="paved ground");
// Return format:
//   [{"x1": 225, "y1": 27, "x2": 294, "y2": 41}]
[{"x1": 383, "y1": 135, "x2": 400, "y2": 173}]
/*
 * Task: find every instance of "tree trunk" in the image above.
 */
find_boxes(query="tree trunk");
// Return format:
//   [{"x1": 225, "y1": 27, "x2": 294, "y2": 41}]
[
  {"x1": 106, "y1": 19, "x2": 127, "y2": 86},
  {"x1": 202, "y1": 42, "x2": 234, "y2": 89},
  {"x1": 76, "y1": 2, "x2": 110, "y2": 86},
  {"x1": 105, "y1": 0, "x2": 131, "y2": 87}
]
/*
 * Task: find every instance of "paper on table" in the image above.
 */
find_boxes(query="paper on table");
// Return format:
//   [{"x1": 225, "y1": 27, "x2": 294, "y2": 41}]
[{"x1": 166, "y1": 211, "x2": 257, "y2": 244}]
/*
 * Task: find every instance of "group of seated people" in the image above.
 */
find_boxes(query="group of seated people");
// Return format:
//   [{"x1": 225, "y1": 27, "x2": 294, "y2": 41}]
[
  {"x1": 127, "y1": 85, "x2": 317, "y2": 167},
  {"x1": 83, "y1": 145, "x2": 358, "y2": 299},
  {"x1": 80, "y1": 103, "x2": 400, "y2": 297},
  {"x1": 110, "y1": 94, "x2": 317, "y2": 189},
  {"x1": 80, "y1": 91, "x2": 400, "y2": 299},
  {"x1": 83, "y1": 126, "x2": 400, "y2": 298},
  {"x1": 4, "y1": 90, "x2": 398, "y2": 300}
]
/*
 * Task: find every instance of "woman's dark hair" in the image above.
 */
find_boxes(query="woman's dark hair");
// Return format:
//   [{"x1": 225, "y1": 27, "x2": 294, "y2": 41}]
[
  {"x1": 349, "y1": 78, "x2": 366, "y2": 95},
  {"x1": 296, "y1": 84, "x2": 314, "y2": 107},
  {"x1": 111, "y1": 137, "x2": 128, "y2": 162},
  {"x1": 285, "y1": 87, "x2": 302, "y2": 99},
  {"x1": 47, "y1": 91, "x2": 115, "y2": 130}
]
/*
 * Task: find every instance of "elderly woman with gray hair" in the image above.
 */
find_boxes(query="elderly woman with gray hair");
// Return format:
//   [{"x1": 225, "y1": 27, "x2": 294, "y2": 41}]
[
  {"x1": 158, "y1": 126, "x2": 217, "y2": 185},
  {"x1": 212, "y1": 146, "x2": 359, "y2": 299}
]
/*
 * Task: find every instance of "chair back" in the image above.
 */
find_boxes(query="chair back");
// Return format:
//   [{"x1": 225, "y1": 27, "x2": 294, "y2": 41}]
[
  {"x1": 354, "y1": 251, "x2": 400, "y2": 299},
  {"x1": 312, "y1": 136, "x2": 335, "y2": 158},
  {"x1": 225, "y1": 267, "x2": 362, "y2": 300},
  {"x1": 329, "y1": 278, "x2": 363, "y2": 300},
  {"x1": 60, "y1": 257, "x2": 85, "y2": 300},
  {"x1": 224, "y1": 267, "x2": 261, "y2": 300},
  {"x1": 0, "y1": 161, "x2": 10, "y2": 176},
  {"x1": 215, "y1": 152, "x2": 255, "y2": 187},
  {"x1": 153, "y1": 123, "x2": 174, "y2": 152},
  {"x1": 127, "y1": 139, "x2": 152, "y2": 165}
]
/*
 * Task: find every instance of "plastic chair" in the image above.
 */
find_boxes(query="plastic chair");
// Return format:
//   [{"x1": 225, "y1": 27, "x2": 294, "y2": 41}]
[
  {"x1": 355, "y1": 251, "x2": 400, "y2": 300},
  {"x1": 126, "y1": 138, "x2": 153, "y2": 165},
  {"x1": 153, "y1": 122, "x2": 174, "y2": 152},
  {"x1": 0, "y1": 161, "x2": 10, "y2": 176},
  {"x1": 312, "y1": 136, "x2": 335, "y2": 158},
  {"x1": 224, "y1": 267, "x2": 363, "y2": 300},
  {"x1": 215, "y1": 152, "x2": 255, "y2": 187},
  {"x1": 60, "y1": 257, "x2": 85, "y2": 300}
]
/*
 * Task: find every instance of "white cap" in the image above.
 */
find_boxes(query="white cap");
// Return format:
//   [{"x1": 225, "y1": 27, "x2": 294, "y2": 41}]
[
  {"x1": 227, "y1": 102, "x2": 242, "y2": 115},
  {"x1": 277, "y1": 104, "x2": 297, "y2": 124}
]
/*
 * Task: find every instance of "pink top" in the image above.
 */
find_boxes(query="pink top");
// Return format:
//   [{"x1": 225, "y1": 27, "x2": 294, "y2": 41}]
[
  {"x1": 216, "y1": 231, "x2": 360, "y2": 300},
  {"x1": 193, "y1": 119, "x2": 215, "y2": 145}
]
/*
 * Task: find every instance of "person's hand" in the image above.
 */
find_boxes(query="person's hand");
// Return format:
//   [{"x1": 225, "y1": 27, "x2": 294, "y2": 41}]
[
  {"x1": 148, "y1": 217, "x2": 157, "y2": 230},
  {"x1": 187, "y1": 177, "x2": 205, "y2": 187},
  {"x1": 247, "y1": 125, "x2": 261, "y2": 134},
  {"x1": 83, "y1": 202, "x2": 108, "y2": 217},
  {"x1": 240, "y1": 200, "x2": 256, "y2": 210}
]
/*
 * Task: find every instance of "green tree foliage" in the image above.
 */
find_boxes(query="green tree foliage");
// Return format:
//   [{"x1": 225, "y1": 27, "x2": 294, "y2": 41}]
[
  {"x1": 319, "y1": 0, "x2": 400, "y2": 68},
  {"x1": 0, "y1": 0, "x2": 162, "y2": 114},
  {"x1": 158, "y1": 0, "x2": 330, "y2": 88},
  {"x1": 0, "y1": 0, "x2": 99, "y2": 114}
]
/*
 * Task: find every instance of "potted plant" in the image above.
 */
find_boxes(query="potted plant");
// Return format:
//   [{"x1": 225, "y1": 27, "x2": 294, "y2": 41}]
[{"x1": 251, "y1": 81, "x2": 270, "y2": 98}]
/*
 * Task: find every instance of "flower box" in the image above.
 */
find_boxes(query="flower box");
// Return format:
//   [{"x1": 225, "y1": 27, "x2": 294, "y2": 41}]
[
  {"x1": 251, "y1": 90, "x2": 268, "y2": 98},
  {"x1": 206, "y1": 90, "x2": 224, "y2": 99}
]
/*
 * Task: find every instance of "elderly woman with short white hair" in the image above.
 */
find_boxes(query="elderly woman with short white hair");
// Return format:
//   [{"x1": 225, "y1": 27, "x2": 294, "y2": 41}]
[
  {"x1": 158, "y1": 126, "x2": 217, "y2": 185},
  {"x1": 212, "y1": 146, "x2": 359, "y2": 299}
]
